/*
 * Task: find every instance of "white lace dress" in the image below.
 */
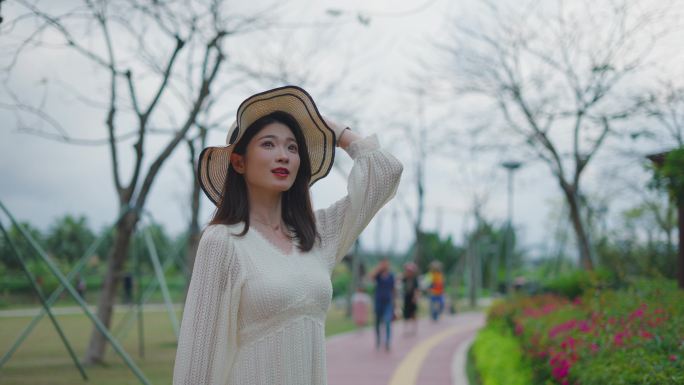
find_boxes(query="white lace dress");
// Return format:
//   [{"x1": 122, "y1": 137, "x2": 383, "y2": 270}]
[{"x1": 172, "y1": 135, "x2": 403, "y2": 385}]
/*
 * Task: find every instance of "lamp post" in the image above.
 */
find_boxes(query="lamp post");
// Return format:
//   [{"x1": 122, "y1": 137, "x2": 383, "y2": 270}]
[{"x1": 501, "y1": 161, "x2": 522, "y2": 295}]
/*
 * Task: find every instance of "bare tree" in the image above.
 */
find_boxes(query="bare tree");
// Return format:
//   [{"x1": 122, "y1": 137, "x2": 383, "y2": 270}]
[
  {"x1": 640, "y1": 81, "x2": 684, "y2": 147},
  {"x1": 438, "y1": 0, "x2": 678, "y2": 270},
  {"x1": 0, "y1": 0, "x2": 278, "y2": 364}
]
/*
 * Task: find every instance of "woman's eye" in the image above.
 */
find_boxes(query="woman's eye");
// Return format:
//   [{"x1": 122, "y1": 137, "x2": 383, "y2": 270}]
[
  {"x1": 261, "y1": 141, "x2": 274, "y2": 148},
  {"x1": 288, "y1": 144, "x2": 298, "y2": 152}
]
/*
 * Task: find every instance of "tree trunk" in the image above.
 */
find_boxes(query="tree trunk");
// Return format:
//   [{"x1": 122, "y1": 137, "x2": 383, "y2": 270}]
[
  {"x1": 185, "y1": 177, "x2": 201, "y2": 283},
  {"x1": 185, "y1": 127, "x2": 207, "y2": 291},
  {"x1": 678, "y1": 203, "x2": 684, "y2": 289},
  {"x1": 83, "y1": 211, "x2": 139, "y2": 364},
  {"x1": 413, "y1": 227, "x2": 423, "y2": 269},
  {"x1": 562, "y1": 185, "x2": 594, "y2": 270}
]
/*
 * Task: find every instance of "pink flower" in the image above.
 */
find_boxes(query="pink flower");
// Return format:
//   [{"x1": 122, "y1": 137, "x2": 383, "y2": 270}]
[
  {"x1": 670, "y1": 355, "x2": 678, "y2": 362},
  {"x1": 551, "y1": 359, "x2": 570, "y2": 380},
  {"x1": 549, "y1": 319, "x2": 578, "y2": 338},
  {"x1": 590, "y1": 343, "x2": 599, "y2": 353},
  {"x1": 578, "y1": 320, "x2": 592, "y2": 333},
  {"x1": 515, "y1": 323, "x2": 524, "y2": 335},
  {"x1": 561, "y1": 336, "x2": 577, "y2": 350},
  {"x1": 629, "y1": 304, "x2": 647, "y2": 321},
  {"x1": 639, "y1": 330, "x2": 653, "y2": 340}
]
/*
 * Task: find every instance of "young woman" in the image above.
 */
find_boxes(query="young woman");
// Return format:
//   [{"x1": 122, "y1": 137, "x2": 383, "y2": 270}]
[
  {"x1": 370, "y1": 257, "x2": 395, "y2": 351},
  {"x1": 401, "y1": 262, "x2": 419, "y2": 335},
  {"x1": 172, "y1": 86, "x2": 402, "y2": 385}
]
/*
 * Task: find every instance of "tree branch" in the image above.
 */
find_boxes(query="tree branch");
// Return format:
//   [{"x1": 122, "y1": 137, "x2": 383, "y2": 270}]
[{"x1": 135, "y1": 37, "x2": 225, "y2": 209}]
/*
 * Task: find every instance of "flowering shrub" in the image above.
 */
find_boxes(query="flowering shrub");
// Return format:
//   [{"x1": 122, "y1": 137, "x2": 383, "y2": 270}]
[
  {"x1": 471, "y1": 320, "x2": 533, "y2": 385},
  {"x1": 483, "y1": 279, "x2": 684, "y2": 385}
]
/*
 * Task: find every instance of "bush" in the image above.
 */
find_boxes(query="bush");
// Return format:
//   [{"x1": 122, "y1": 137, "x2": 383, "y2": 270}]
[
  {"x1": 542, "y1": 269, "x2": 615, "y2": 299},
  {"x1": 472, "y1": 320, "x2": 533, "y2": 385},
  {"x1": 574, "y1": 348, "x2": 684, "y2": 385},
  {"x1": 331, "y1": 263, "x2": 351, "y2": 298},
  {"x1": 483, "y1": 279, "x2": 684, "y2": 385}
]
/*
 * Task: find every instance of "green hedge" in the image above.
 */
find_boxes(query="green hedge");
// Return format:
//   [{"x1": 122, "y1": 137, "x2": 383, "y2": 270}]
[
  {"x1": 484, "y1": 278, "x2": 684, "y2": 385},
  {"x1": 471, "y1": 320, "x2": 533, "y2": 385},
  {"x1": 574, "y1": 348, "x2": 684, "y2": 385},
  {"x1": 542, "y1": 268, "x2": 615, "y2": 299}
]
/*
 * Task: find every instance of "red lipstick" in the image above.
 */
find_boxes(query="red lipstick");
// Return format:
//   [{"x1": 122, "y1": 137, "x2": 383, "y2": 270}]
[{"x1": 272, "y1": 167, "x2": 289, "y2": 177}]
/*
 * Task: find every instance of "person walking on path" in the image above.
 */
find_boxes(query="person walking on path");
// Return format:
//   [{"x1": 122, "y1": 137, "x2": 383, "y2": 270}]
[
  {"x1": 172, "y1": 86, "x2": 403, "y2": 385},
  {"x1": 370, "y1": 258, "x2": 396, "y2": 351},
  {"x1": 351, "y1": 286, "x2": 372, "y2": 329},
  {"x1": 427, "y1": 260, "x2": 445, "y2": 321},
  {"x1": 401, "y1": 262, "x2": 419, "y2": 335}
]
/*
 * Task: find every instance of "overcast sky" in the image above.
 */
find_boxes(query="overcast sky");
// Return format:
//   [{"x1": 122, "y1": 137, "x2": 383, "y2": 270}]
[{"x1": 1, "y1": 0, "x2": 681, "y2": 259}]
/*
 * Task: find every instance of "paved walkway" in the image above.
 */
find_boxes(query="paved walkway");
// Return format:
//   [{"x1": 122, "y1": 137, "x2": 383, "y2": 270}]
[{"x1": 327, "y1": 312, "x2": 485, "y2": 385}]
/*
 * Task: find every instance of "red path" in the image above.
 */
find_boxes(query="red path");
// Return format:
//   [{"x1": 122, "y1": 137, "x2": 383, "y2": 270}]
[{"x1": 326, "y1": 312, "x2": 485, "y2": 385}]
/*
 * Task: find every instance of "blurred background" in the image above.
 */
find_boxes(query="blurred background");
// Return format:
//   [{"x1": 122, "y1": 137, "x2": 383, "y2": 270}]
[{"x1": 0, "y1": 0, "x2": 682, "y2": 384}]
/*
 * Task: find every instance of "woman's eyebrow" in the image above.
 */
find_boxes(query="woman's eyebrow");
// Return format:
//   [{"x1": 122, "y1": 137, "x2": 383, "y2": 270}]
[{"x1": 257, "y1": 134, "x2": 296, "y2": 142}]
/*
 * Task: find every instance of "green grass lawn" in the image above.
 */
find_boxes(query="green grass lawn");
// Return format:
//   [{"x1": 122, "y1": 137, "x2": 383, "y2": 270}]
[{"x1": 0, "y1": 303, "x2": 357, "y2": 385}]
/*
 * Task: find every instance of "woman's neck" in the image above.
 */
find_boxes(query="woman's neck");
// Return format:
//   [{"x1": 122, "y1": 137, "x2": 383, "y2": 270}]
[{"x1": 247, "y1": 187, "x2": 283, "y2": 227}]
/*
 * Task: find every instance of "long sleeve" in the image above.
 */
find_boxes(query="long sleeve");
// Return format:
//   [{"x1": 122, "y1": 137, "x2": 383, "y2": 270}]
[
  {"x1": 173, "y1": 225, "x2": 242, "y2": 385},
  {"x1": 316, "y1": 134, "x2": 403, "y2": 269}
]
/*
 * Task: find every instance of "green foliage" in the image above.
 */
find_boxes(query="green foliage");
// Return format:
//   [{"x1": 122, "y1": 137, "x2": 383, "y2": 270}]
[
  {"x1": 129, "y1": 223, "x2": 175, "y2": 272},
  {"x1": 0, "y1": 217, "x2": 185, "y2": 298},
  {"x1": 542, "y1": 269, "x2": 615, "y2": 299},
  {"x1": 472, "y1": 320, "x2": 533, "y2": 385},
  {"x1": 596, "y1": 239, "x2": 677, "y2": 282},
  {"x1": 0, "y1": 222, "x2": 44, "y2": 270},
  {"x1": 45, "y1": 215, "x2": 96, "y2": 264},
  {"x1": 593, "y1": 195, "x2": 678, "y2": 281},
  {"x1": 651, "y1": 147, "x2": 684, "y2": 204},
  {"x1": 573, "y1": 348, "x2": 684, "y2": 385},
  {"x1": 331, "y1": 263, "x2": 351, "y2": 298},
  {"x1": 484, "y1": 280, "x2": 684, "y2": 385},
  {"x1": 418, "y1": 231, "x2": 464, "y2": 275}
]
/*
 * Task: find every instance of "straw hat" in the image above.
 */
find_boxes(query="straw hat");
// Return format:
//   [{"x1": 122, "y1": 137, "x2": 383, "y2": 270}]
[{"x1": 198, "y1": 86, "x2": 336, "y2": 206}]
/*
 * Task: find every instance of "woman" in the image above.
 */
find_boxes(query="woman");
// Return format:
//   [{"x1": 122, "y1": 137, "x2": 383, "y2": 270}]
[
  {"x1": 401, "y1": 262, "x2": 419, "y2": 335},
  {"x1": 172, "y1": 86, "x2": 402, "y2": 385},
  {"x1": 369, "y1": 258, "x2": 395, "y2": 351}
]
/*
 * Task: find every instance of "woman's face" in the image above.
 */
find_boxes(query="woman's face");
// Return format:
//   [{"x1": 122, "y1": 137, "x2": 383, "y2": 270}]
[{"x1": 233, "y1": 122, "x2": 301, "y2": 194}]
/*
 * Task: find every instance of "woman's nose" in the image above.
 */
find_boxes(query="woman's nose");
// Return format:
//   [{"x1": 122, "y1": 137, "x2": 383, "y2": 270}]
[{"x1": 276, "y1": 146, "x2": 289, "y2": 163}]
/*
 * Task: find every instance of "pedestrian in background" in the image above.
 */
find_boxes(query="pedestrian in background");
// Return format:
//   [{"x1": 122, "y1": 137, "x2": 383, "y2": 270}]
[
  {"x1": 370, "y1": 258, "x2": 395, "y2": 351},
  {"x1": 351, "y1": 286, "x2": 371, "y2": 329},
  {"x1": 427, "y1": 261, "x2": 445, "y2": 321},
  {"x1": 401, "y1": 262, "x2": 419, "y2": 335}
]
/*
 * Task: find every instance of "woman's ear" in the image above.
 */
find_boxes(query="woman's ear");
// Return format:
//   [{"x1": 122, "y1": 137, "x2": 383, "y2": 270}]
[{"x1": 230, "y1": 153, "x2": 245, "y2": 174}]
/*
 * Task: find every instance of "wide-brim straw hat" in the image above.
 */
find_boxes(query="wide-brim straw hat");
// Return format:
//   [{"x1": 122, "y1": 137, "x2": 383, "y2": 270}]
[{"x1": 198, "y1": 85, "x2": 336, "y2": 206}]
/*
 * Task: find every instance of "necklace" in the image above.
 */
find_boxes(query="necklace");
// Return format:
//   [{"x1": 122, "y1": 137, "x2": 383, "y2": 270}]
[{"x1": 251, "y1": 216, "x2": 285, "y2": 233}]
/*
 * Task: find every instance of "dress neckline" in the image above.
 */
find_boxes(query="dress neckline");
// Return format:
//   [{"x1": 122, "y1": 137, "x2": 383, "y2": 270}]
[{"x1": 249, "y1": 225, "x2": 297, "y2": 256}]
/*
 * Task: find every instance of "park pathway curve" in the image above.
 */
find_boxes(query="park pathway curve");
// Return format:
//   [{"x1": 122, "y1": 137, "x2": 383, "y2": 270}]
[{"x1": 326, "y1": 311, "x2": 485, "y2": 385}]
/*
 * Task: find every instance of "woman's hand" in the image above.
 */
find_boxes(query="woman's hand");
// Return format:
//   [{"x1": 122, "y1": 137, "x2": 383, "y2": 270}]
[
  {"x1": 323, "y1": 116, "x2": 360, "y2": 149},
  {"x1": 322, "y1": 116, "x2": 347, "y2": 140}
]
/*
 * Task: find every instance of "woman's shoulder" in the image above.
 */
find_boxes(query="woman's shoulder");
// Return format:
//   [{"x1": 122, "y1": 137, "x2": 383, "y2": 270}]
[
  {"x1": 199, "y1": 223, "x2": 246, "y2": 249},
  {"x1": 197, "y1": 224, "x2": 247, "y2": 269},
  {"x1": 202, "y1": 223, "x2": 243, "y2": 236}
]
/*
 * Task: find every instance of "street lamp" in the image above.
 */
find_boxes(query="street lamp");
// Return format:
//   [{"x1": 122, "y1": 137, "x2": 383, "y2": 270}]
[{"x1": 501, "y1": 161, "x2": 522, "y2": 295}]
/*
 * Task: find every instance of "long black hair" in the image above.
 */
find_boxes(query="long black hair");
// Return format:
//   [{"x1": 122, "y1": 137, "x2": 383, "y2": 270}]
[{"x1": 209, "y1": 111, "x2": 319, "y2": 252}]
